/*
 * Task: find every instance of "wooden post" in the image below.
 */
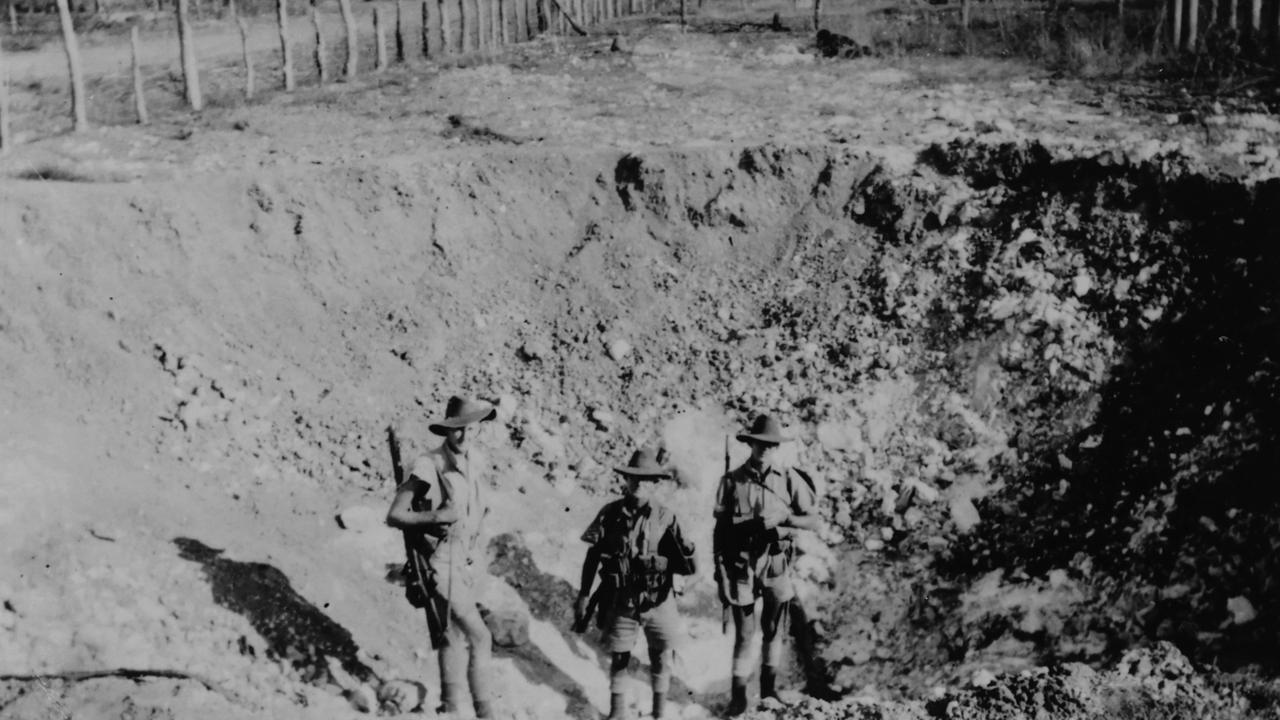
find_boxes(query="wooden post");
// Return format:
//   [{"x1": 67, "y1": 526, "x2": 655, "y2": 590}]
[
  {"x1": 437, "y1": 0, "x2": 449, "y2": 52},
  {"x1": 499, "y1": 0, "x2": 508, "y2": 42},
  {"x1": 491, "y1": 0, "x2": 499, "y2": 45},
  {"x1": 130, "y1": 26, "x2": 150, "y2": 121},
  {"x1": 374, "y1": 6, "x2": 388, "y2": 68},
  {"x1": 476, "y1": 0, "x2": 486, "y2": 48},
  {"x1": 176, "y1": 0, "x2": 202, "y2": 109},
  {"x1": 0, "y1": 37, "x2": 11, "y2": 154},
  {"x1": 1248, "y1": 0, "x2": 1259, "y2": 31},
  {"x1": 230, "y1": 0, "x2": 255, "y2": 99},
  {"x1": 395, "y1": 0, "x2": 405, "y2": 60},
  {"x1": 278, "y1": 0, "x2": 296, "y2": 90},
  {"x1": 55, "y1": 0, "x2": 88, "y2": 130},
  {"x1": 7, "y1": 4, "x2": 16, "y2": 33},
  {"x1": 679, "y1": 0, "x2": 685, "y2": 27},
  {"x1": 311, "y1": 0, "x2": 327, "y2": 83},
  {"x1": 960, "y1": 0, "x2": 969, "y2": 33},
  {"x1": 1171, "y1": 0, "x2": 1182, "y2": 48},
  {"x1": 427, "y1": 0, "x2": 437, "y2": 56},
  {"x1": 339, "y1": 0, "x2": 357, "y2": 77},
  {"x1": 1225, "y1": 0, "x2": 1235, "y2": 27},
  {"x1": 1186, "y1": 0, "x2": 1198, "y2": 47}
]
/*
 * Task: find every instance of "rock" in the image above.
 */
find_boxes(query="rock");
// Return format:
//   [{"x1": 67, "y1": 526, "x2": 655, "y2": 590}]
[
  {"x1": 346, "y1": 684, "x2": 377, "y2": 713},
  {"x1": 1227, "y1": 596, "x2": 1256, "y2": 625},
  {"x1": 607, "y1": 338, "x2": 632, "y2": 362},
  {"x1": 378, "y1": 679, "x2": 426, "y2": 713},
  {"x1": 949, "y1": 497, "x2": 980, "y2": 533},
  {"x1": 971, "y1": 669, "x2": 996, "y2": 687},
  {"x1": 495, "y1": 394, "x2": 519, "y2": 423},
  {"x1": 590, "y1": 407, "x2": 616, "y2": 431},
  {"x1": 337, "y1": 506, "x2": 384, "y2": 532},
  {"x1": 816, "y1": 420, "x2": 864, "y2": 453},
  {"x1": 864, "y1": 538, "x2": 884, "y2": 551}
]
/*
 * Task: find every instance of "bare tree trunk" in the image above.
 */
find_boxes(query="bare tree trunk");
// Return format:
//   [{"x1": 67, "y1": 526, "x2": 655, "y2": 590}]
[
  {"x1": 338, "y1": 0, "x2": 357, "y2": 76},
  {"x1": 55, "y1": 0, "x2": 88, "y2": 130},
  {"x1": 1224, "y1": 0, "x2": 1234, "y2": 27},
  {"x1": 230, "y1": 0, "x2": 255, "y2": 98},
  {"x1": 374, "y1": 6, "x2": 387, "y2": 68},
  {"x1": 395, "y1": 0, "x2": 405, "y2": 60},
  {"x1": 678, "y1": 0, "x2": 685, "y2": 26},
  {"x1": 1248, "y1": 0, "x2": 1258, "y2": 30},
  {"x1": 176, "y1": 0, "x2": 202, "y2": 108},
  {"x1": 311, "y1": 0, "x2": 327, "y2": 82},
  {"x1": 1187, "y1": 0, "x2": 1198, "y2": 47},
  {"x1": 498, "y1": 0, "x2": 506, "y2": 41},
  {"x1": 1171, "y1": 0, "x2": 1182, "y2": 47},
  {"x1": 8, "y1": 4, "x2": 16, "y2": 33},
  {"x1": 0, "y1": 37, "x2": 11, "y2": 154},
  {"x1": 130, "y1": 25, "x2": 150, "y2": 121},
  {"x1": 476, "y1": 0, "x2": 486, "y2": 48},
  {"x1": 278, "y1": 0, "x2": 296, "y2": 90},
  {"x1": 960, "y1": 0, "x2": 969, "y2": 33},
  {"x1": 437, "y1": 0, "x2": 449, "y2": 51}
]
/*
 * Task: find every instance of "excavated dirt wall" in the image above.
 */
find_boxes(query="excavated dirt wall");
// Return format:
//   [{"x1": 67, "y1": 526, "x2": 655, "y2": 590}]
[{"x1": 1, "y1": 141, "x2": 1277, "y2": 718}]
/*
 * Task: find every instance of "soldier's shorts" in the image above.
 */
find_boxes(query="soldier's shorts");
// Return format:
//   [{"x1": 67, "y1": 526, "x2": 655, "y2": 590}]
[{"x1": 603, "y1": 597, "x2": 682, "y2": 655}]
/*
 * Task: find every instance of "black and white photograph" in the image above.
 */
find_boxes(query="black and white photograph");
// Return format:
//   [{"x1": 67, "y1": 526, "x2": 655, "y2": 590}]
[{"x1": 0, "y1": 0, "x2": 1277, "y2": 716}]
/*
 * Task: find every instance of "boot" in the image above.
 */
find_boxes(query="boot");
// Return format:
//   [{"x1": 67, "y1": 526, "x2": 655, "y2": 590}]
[
  {"x1": 760, "y1": 665, "x2": 778, "y2": 701},
  {"x1": 609, "y1": 691, "x2": 632, "y2": 720},
  {"x1": 651, "y1": 690, "x2": 667, "y2": 719},
  {"x1": 474, "y1": 699, "x2": 494, "y2": 719},
  {"x1": 726, "y1": 676, "x2": 749, "y2": 717}
]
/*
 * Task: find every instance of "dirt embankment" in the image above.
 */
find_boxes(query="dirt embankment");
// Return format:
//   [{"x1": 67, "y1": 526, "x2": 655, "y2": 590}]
[{"x1": 1, "y1": 139, "x2": 1277, "y2": 718}]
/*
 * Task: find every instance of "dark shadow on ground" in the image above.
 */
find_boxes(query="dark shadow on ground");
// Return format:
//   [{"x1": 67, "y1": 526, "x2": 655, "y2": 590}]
[
  {"x1": 928, "y1": 149, "x2": 1280, "y2": 672},
  {"x1": 174, "y1": 537, "x2": 376, "y2": 686},
  {"x1": 487, "y1": 532, "x2": 729, "y2": 716}
]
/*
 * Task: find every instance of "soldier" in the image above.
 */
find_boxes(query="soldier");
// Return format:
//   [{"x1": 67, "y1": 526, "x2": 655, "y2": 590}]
[
  {"x1": 573, "y1": 446, "x2": 697, "y2": 720},
  {"x1": 386, "y1": 396, "x2": 497, "y2": 719},
  {"x1": 713, "y1": 415, "x2": 825, "y2": 716}
]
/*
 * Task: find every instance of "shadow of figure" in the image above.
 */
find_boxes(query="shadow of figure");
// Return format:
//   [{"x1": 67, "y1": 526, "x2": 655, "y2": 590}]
[
  {"x1": 487, "y1": 532, "x2": 726, "y2": 718},
  {"x1": 174, "y1": 537, "x2": 375, "y2": 687}
]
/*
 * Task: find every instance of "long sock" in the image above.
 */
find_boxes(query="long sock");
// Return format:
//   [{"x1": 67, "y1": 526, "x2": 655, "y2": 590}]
[
  {"x1": 651, "y1": 690, "x2": 666, "y2": 719},
  {"x1": 727, "y1": 675, "x2": 749, "y2": 717},
  {"x1": 761, "y1": 665, "x2": 777, "y2": 700},
  {"x1": 609, "y1": 691, "x2": 630, "y2": 719}
]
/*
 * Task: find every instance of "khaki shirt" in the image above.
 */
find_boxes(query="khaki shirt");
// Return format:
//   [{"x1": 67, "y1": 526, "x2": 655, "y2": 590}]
[
  {"x1": 713, "y1": 461, "x2": 815, "y2": 604},
  {"x1": 400, "y1": 443, "x2": 487, "y2": 571}
]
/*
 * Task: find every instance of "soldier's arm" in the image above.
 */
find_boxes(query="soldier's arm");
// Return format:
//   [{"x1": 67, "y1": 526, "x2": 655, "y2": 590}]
[
  {"x1": 778, "y1": 469, "x2": 822, "y2": 534},
  {"x1": 386, "y1": 479, "x2": 457, "y2": 529}
]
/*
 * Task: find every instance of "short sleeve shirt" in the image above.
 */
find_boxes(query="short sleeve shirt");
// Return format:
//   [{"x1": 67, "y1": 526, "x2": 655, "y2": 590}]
[
  {"x1": 400, "y1": 443, "x2": 486, "y2": 563},
  {"x1": 714, "y1": 462, "x2": 815, "y2": 524}
]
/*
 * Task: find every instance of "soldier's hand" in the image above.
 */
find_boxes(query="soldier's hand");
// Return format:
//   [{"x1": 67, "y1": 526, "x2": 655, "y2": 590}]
[{"x1": 573, "y1": 594, "x2": 589, "y2": 625}]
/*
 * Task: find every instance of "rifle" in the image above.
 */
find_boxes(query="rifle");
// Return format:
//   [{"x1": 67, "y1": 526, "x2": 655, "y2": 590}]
[
  {"x1": 571, "y1": 584, "x2": 605, "y2": 634},
  {"x1": 718, "y1": 434, "x2": 731, "y2": 634},
  {"x1": 388, "y1": 424, "x2": 450, "y2": 647}
]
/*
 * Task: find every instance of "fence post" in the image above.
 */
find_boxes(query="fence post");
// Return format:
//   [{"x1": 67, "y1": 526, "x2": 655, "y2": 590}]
[
  {"x1": 230, "y1": 0, "x2": 255, "y2": 99},
  {"x1": 176, "y1": 0, "x2": 202, "y2": 109},
  {"x1": 130, "y1": 25, "x2": 150, "y2": 121},
  {"x1": 438, "y1": 0, "x2": 450, "y2": 52},
  {"x1": 311, "y1": 0, "x2": 328, "y2": 83},
  {"x1": 427, "y1": 0, "x2": 437, "y2": 55},
  {"x1": 395, "y1": 0, "x2": 405, "y2": 60},
  {"x1": 0, "y1": 37, "x2": 11, "y2": 154},
  {"x1": 374, "y1": 5, "x2": 388, "y2": 69},
  {"x1": 339, "y1": 0, "x2": 358, "y2": 77},
  {"x1": 55, "y1": 0, "x2": 88, "y2": 130},
  {"x1": 278, "y1": 0, "x2": 296, "y2": 90}
]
